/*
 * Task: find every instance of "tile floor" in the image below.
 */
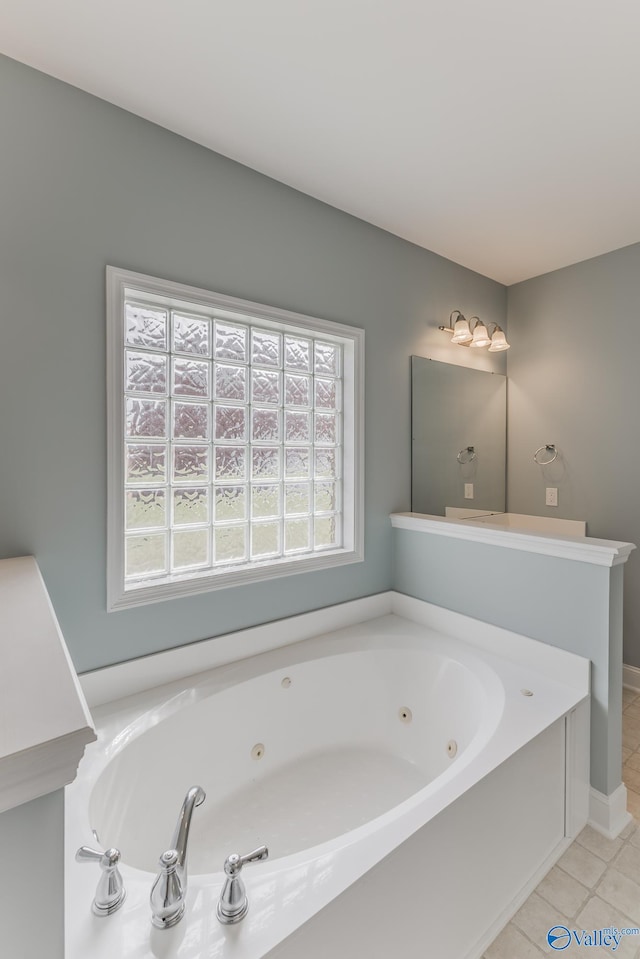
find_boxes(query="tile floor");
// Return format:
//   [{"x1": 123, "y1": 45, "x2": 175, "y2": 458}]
[{"x1": 483, "y1": 687, "x2": 640, "y2": 958}]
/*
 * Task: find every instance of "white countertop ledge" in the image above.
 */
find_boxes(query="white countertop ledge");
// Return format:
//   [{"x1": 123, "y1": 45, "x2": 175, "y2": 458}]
[
  {"x1": 390, "y1": 512, "x2": 636, "y2": 567},
  {"x1": 0, "y1": 556, "x2": 96, "y2": 813}
]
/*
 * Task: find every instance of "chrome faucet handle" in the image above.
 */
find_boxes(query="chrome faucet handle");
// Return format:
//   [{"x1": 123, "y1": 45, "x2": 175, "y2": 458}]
[
  {"x1": 216, "y1": 844, "x2": 269, "y2": 924},
  {"x1": 75, "y1": 845, "x2": 126, "y2": 916}
]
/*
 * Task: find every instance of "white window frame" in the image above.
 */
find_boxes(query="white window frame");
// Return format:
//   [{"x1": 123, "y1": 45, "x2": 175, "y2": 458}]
[{"x1": 106, "y1": 267, "x2": 364, "y2": 610}]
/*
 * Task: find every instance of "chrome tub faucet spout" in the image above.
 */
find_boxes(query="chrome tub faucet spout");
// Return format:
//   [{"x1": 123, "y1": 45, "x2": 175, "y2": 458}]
[
  {"x1": 150, "y1": 785, "x2": 206, "y2": 929},
  {"x1": 170, "y1": 784, "x2": 206, "y2": 878}
]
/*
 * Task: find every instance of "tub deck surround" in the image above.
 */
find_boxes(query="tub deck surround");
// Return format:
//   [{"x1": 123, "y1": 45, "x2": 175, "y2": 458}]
[
  {"x1": 80, "y1": 593, "x2": 392, "y2": 709},
  {"x1": 66, "y1": 597, "x2": 590, "y2": 959},
  {"x1": 0, "y1": 556, "x2": 95, "y2": 814}
]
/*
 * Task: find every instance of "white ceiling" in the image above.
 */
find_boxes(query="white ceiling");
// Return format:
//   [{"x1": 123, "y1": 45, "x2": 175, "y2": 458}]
[{"x1": 2, "y1": 0, "x2": 640, "y2": 285}]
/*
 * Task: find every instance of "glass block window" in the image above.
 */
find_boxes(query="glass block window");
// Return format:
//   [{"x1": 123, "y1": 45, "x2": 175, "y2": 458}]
[{"x1": 107, "y1": 268, "x2": 364, "y2": 609}]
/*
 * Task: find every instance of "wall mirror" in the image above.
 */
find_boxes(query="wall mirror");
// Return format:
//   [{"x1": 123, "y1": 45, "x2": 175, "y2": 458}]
[{"x1": 411, "y1": 356, "x2": 506, "y2": 516}]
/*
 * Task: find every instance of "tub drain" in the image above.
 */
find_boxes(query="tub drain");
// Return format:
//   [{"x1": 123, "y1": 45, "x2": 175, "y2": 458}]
[
  {"x1": 251, "y1": 743, "x2": 266, "y2": 760},
  {"x1": 446, "y1": 740, "x2": 458, "y2": 758},
  {"x1": 398, "y1": 707, "x2": 413, "y2": 723}
]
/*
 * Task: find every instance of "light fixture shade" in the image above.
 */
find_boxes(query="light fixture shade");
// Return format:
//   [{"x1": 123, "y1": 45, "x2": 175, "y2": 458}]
[
  {"x1": 469, "y1": 321, "x2": 491, "y2": 348},
  {"x1": 488, "y1": 326, "x2": 510, "y2": 352},
  {"x1": 451, "y1": 316, "x2": 473, "y2": 344}
]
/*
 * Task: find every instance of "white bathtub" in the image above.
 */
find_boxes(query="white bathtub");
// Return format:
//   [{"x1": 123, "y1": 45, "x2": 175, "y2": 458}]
[{"x1": 66, "y1": 594, "x2": 590, "y2": 959}]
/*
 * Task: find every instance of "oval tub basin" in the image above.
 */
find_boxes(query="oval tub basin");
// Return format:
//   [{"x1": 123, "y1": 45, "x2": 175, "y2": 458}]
[
  {"x1": 90, "y1": 644, "x2": 498, "y2": 873},
  {"x1": 66, "y1": 608, "x2": 590, "y2": 959}
]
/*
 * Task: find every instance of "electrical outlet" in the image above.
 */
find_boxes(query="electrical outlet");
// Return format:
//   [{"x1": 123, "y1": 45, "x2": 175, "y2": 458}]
[
  {"x1": 464, "y1": 483, "x2": 474, "y2": 499},
  {"x1": 546, "y1": 487, "x2": 558, "y2": 507}
]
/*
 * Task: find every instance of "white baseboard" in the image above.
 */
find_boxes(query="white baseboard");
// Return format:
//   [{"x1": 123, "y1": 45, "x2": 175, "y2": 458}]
[
  {"x1": 624, "y1": 663, "x2": 640, "y2": 692},
  {"x1": 588, "y1": 784, "x2": 632, "y2": 839}
]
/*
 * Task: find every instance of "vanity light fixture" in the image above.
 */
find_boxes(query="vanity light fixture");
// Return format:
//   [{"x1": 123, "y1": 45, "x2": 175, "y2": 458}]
[
  {"x1": 488, "y1": 326, "x2": 510, "y2": 352},
  {"x1": 439, "y1": 311, "x2": 510, "y2": 352},
  {"x1": 469, "y1": 319, "x2": 491, "y2": 349},
  {"x1": 446, "y1": 310, "x2": 473, "y2": 344}
]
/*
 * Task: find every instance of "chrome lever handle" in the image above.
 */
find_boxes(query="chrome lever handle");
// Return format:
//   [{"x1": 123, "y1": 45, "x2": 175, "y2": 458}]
[
  {"x1": 217, "y1": 844, "x2": 269, "y2": 924},
  {"x1": 75, "y1": 845, "x2": 126, "y2": 916},
  {"x1": 225, "y1": 844, "x2": 269, "y2": 876},
  {"x1": 241, "y1": 844, "x2": 269, "y2": 865}
]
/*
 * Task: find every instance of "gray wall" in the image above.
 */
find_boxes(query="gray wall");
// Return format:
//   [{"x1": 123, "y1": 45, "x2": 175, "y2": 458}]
[
  {"x1": 506, "y1": 243, "x2": 640, "y2": 666},
  {"x1": 0, "y1": 790, "x2": 64, "y2": 959},
  {"x1": 0, "y1": 54, "x2": 506, "y2": 672}
]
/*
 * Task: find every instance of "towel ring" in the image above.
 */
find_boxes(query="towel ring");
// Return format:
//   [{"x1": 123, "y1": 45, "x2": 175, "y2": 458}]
[
  {"x1": 457, "y1": 446, "x2": 476, "y2": 465},
  {"x1": 533, "y1": 444, "x2": 558, "y2": 466}
]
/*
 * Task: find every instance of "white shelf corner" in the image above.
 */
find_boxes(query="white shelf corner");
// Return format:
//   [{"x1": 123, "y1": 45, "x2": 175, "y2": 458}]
[{"x1": 0, "y1": 556, "x2": 96, "y2": 814}]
